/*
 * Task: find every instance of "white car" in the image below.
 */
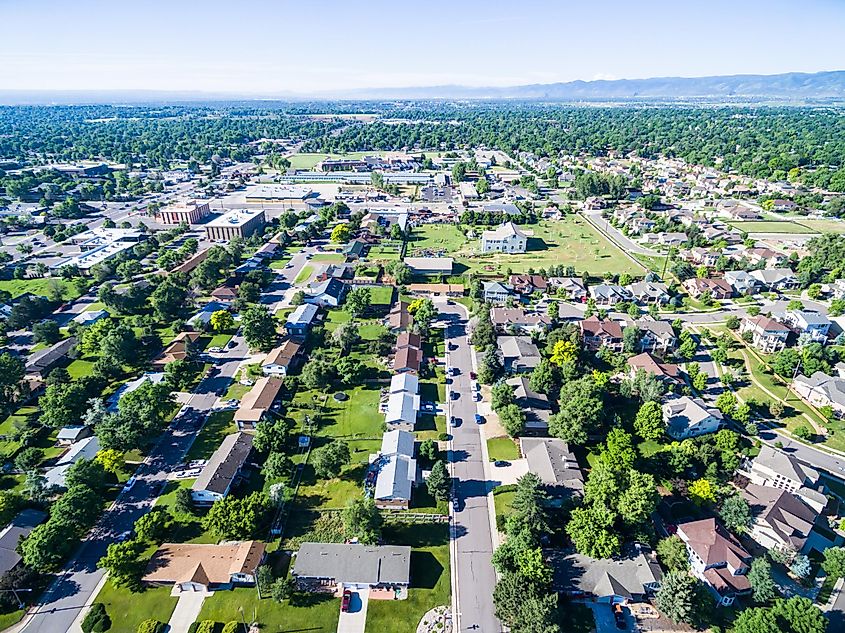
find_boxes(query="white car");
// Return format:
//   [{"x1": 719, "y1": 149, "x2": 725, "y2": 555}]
[{"x1": 208, "y1": 346, "x2": 223, "y2": 353}]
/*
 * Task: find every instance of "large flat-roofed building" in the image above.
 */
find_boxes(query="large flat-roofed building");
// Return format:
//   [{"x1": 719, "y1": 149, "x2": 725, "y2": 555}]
[
  {"x1": 158, "y1": 200, "x2": 211, "y2": 225},
  {"x1": 205, "y1": 209, "x2": 266, "y2": 241},
  {"x1": 245, "y1": 185, "x2": 314, "y2": 202}
]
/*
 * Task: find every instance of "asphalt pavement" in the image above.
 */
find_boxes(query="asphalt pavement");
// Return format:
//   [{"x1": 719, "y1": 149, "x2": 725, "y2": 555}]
[
  {"x1": 441, "y1": 303, "x2": 501, "y2": 633},
  {"x1": 18, "y1": 336, "x2": 249, "y2": 633}
]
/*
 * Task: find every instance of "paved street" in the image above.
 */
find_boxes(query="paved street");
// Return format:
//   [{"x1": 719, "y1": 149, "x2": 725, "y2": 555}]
[
  {"x1": 440, "y1": 303, "x2": 501, "y2": 633},
  {"x1": 18, "y1": 336, "x2": 249, "y2": 633}
]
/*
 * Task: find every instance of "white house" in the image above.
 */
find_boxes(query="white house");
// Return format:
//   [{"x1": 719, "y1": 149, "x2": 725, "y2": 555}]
[
  {"x1": 481, "y1": 222, "x2": 527, "y2": 254},
  {"x1": 662, "y1": 396, "x2": 723, "y2": 439}
]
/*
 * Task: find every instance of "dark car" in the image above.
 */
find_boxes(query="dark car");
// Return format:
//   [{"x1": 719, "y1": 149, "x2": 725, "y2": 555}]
[
  {"x1": 494, "y1": 460, "x2": 510, "y2": 467},
  {"x1": 475, "y1": 414, "x2": 484, "y2": 424},
  {"x1": 450, "y1": 391, "x2": 460, "y2": 400},
  {"x1": 470, "y1": 371, "x2": 477, "y2": 380},
  {"x1": 451, "y1": 416, "x2": 461, "y2": 427},
  {"x1": 341, "y1": 589, "x2": 351, "y2": 612}
]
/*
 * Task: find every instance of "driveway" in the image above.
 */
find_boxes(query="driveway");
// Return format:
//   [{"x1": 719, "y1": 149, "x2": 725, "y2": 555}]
[
  {"x1": 336, "y1": 589, "x2": 368, "y2": 633},
  {"x1": 587, "y1": 602, "x2": 635, "y2": 633},
  {"x1": 167, "y1": 591, "x2": 209, "y2": 633},
  {"x1": 488, "y1": 458, "x2": 528, "y2": 485}
]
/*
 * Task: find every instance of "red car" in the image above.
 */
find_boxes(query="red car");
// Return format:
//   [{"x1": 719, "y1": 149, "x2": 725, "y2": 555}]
[
  {"x1": 470, "y1": 371, "x2": 477, "y2": 380},
  {"x1": 341, "y1": 589, "x2": 352, "y2": 612}
]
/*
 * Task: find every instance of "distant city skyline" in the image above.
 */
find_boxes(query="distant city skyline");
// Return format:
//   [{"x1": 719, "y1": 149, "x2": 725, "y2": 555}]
[{"x1": 1, "y1": 0, "x2": 844, "y2": 93}]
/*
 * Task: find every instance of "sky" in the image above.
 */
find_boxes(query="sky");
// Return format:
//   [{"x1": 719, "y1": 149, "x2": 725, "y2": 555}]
[{"x1": 1, "y1": 0, "x2": 844, "y2": 94}]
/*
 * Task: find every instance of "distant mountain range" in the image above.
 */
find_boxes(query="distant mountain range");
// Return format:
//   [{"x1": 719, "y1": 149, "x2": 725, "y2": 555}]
[{"x1": 2, "y1": 70, "x2": 845, "y2": 104}]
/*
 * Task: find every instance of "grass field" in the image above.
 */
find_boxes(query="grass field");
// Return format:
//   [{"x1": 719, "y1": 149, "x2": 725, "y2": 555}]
[
  {"x1": 198, "y1": 587, "x2": 340, "y2": 632},
  {"x1": 492, "y1": 486, "x2": 516, "y2": 532},
  {"x1": 368, "y1": 240, "x2": 403, "y2": 261},
  {"x1": 792, "y1": 218, "x2": 845, "y2": 234},
  {"x1": 487, "y1": 436, "x2": 519, "y2": 461},
  {"x1": 411, "y1": 217, "x2": 635, "y2": 275},
  {"x1": 365, "y1": 523, "x2": 450, "y2": 633},
  {"x1": 0, "y1": 278, "x2": 82, "y2": 300},
  {"x1": 294, "y1": 264, "x2": 314, "y2": 284},
  {"x1": 185, "y1": 410, "x2": 236, "y2": 461},
  {"x1": 727, "y1": 220, "x2": 818, "y2": 234},
  {"x1": 94, "y1": 582, "x2": 178, "y2": 633},
  {"x1": 368, "y1": 284, "x2": 394, "y2": 305},
  {"x1": 311, "y1": 253, "x2": 345, "y2": 263}
]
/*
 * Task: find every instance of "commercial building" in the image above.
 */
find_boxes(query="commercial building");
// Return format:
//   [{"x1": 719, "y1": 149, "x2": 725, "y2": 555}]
[
  {"x1": 244, "y1": 185, "x2": 314, "y2": 202},
  {"x1": 204, "y1": 209, "x2": 266, "y2": 241},
  {"x1": 158, "y1": 200, "x2": 211, "y2": 225}
]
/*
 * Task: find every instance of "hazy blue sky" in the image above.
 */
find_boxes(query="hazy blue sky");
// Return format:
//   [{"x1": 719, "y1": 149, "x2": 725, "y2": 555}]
[{"x1": 2, "y1": 0, "x2": 844, "y2": 93}]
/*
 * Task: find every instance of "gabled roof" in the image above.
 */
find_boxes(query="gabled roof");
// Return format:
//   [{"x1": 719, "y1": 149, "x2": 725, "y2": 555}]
[
  {"x1": 389, "y1": 373, "x2": 419, "y2": 395},
  {"x1": 555, "y1": 550, "x2": 663, "y2": 599},
  {"x1": 482, "y1": 221, "x2": 526, "y2": 240},
  {"x1": 292, "y1": 543, "x2": 411, "y2": 586},
  {"x1": 677, "y1": 518, "x2": 750, "y2": 569},
  {"x1": 627, "y1": 352, "x2": 681, "y2": 381},
  {"x1": 396, "y1": 331, "x2": 422, "y2": 350},
  {"x1": 374, "y1": 454, "x2": 416, "y2": 501},
  {"x1": 192, "y1": 432, "x2": 253, "y2": 495},
  {"x1": 519, "y1": 437, "x2": 583, "y2": 493},
  {"x1": 490, "y1": 308, "x2": 551, "y2": 327},
  {"x1": 750, "y1": 445, "x2": 819, "y2": 486},
  {"x1": 497, "y1": 336, "x2": 541, "y2": 361},
  {"x1": 286, "y1": 303, "x2": 319, "y2": 326},
  {"x1": 744, "y1": 315, "x2": 790, "y2": 333},
  {"x1": 741, "y1": 483, "x2": 817, "y2": 551},
  {"x1": 143, "y1": 541, "x2": 265, "y2": 585},
  {"x1": 308, "y1": 277, "x2": 348, "y2": 300},
  {"x1": 580, "y1": 316, "x2": 623, "y2": 339},
  {"x1": 380, "y1": 430, "x2": 415, "y2": 457},
  {"x1": 0, "y1": 509, "x2": 47, "y2": 575},
  {"x1": 234, "y1": 377, "x2": 284, "y2": 423},
  {"x1": 394, "y1": 346, "x2": 422, "y2": 372},
  {"x1": 263, "y1": 339, "x2": 302, "y2": 368}
]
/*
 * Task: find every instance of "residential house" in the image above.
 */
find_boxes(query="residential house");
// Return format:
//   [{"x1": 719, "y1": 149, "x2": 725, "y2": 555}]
[
  {"x1": 481, "y1": 222, "x2": 527, "y2": 254},
  {"x1": 656, "y1": 232, "x2": 688, "y2": 247},
  {"x1": 589, "y1": 284, "x2": 631, "y2": 307},
  {"x1": 497, "y1": 336, "x2": 541, "y2": 373},
  {"x1": 519, "y1": 437, "x2": 584, "y2": 501},
  {"x1": 373, "y1": 430, "x2": 417, "y2": 510},
  {"x1": 741, "y1": 483, "x2": 833, "y2": 554},
  {"x1": 291, "y1": 543, "x2": 411, "y2": 595},
  {"x1": 580, "y1": 316, "x2": 624, "y2": 352},
  {"x1": 386, "y1": 301, "x2": 412, "y2": 332},
  {"x1": 781, "y1": 310, "x2": 831, "y2": 343},
  {"x1": 554, "y1": 547, "x2": 663, "y2": 604},
  {"x1": 406, "y1": 283, "x2": 464, "y2": 298},
  {"x1": 688, "y1": 247, "x2": 720, "y2": 267},
  {"x1": 662, "y1": 396, "x2": 723, "y2": 439},
  {"x1": 627, "y1": 353, "x2": 682, "y2": 384},
  {"x1": 507, "y1": 376, "x2": 551, "y2": 432},
  {"x1": 143, "y1": 541, "x2": 266, "y2": 592},
  {"x1": 394, "y1": 346, "x2": 422, "y2": 374},
  {"x1": 676, "y1": 518, "x2": 751, "y2": 606},
  {"x1": 0, "y1": 509, "x2": 47, "y2": 577},
  {"x1": 746, "y1": 248, "x2": 787, "y2": 268},
  {"x1": 740, "y1": 315, "x2": 789, "y2": 353},
  {"x1": 547, "y1": 277, "x2": 588, "y2": 302},
  {"x1": 56, "y1": 425, "x2": 93, "y2": 446},
  {"x1": 738, "y1": 445, "x2": 827, "y2": 513},
  {"x1": 304, "y1": 278, "x2": 348, "y2": 308},
  {"x1": 187, "y1": 301, "x2": 231, "y2": 328},
  {"x1": 384, "y1": 391, "x2": 419, "y2": 432},
  {"x1": 191, "y1": 432, "x2": 254, "y2": 504},
  {"x1": 626, "y1": 281, "x2": 670, "y2": 305},
  {"x1": 509, "y1": 274, "x2": 548, "y2": 295},
  {"x1": 285, "y1": 303, "x2": 320, "y2": 337},
  {"x1": 71, "y1": 309, "x2": 109, "y2": 326},
  {"x1": 770, "y1": 199, "x2": 797, "y2": 212},
  {"x1": 634, "y1": 318, "x2": 677, "y2": 354},
  {"x1": 389, "y1": 373, "x2": 419, "y2": 396},
  {"x1": 482, "y1": 281, "x2": 511, "y2": 304},
  {"x1": 342, "y1": 239, "x2": 368, "y2": 260},
  {"x1": 682, "y1": 277, "x2": 733, "y2": 300},
  {"x1": 151, "y1": 331, "x2": 201, "y2": 370},
  {"x1": 261, "y1": 339, "x2": 303, "y2": 377},
  {"x1": 793, "y1": 371, "x2": 845, "y2": 417},
  {"x1": 314, "y1": 263, "x2": 355, "y2": 283},
  {"x1": 234, "y1": 377, "x2": 284, "y2": 430},
  {"x1": 749, "y1": 268, "x2": 798, "y2": 291},
  {"x1": 210, "y1": 284, "x2": 238, "y2": 305},
  {"x1": 25, "y1": 337, "x2": 77, "y2": 378},
  {"x1": 107, "y1": 372, "x2": 166, "y2": 411},
  {"x1": 490, "y1": 308, "x2": 551, "y2": 334},
  {"x1": 403, "y1": 257, "x2": 453, "y2": 276},
  {"x1": 724, "y1": 271, "x2": 762, "y2": 296},
  {"x1": 44, "y1": 436, "x2": 100, "y2": 488}
]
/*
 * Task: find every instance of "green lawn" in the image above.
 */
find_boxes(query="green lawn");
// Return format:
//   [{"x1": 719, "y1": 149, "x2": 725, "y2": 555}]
[
  {"x1": 311, "y1": 253, "x2": 345, "y2": 263},
  {"x1": 407, "y1": 224, "x2": 471, "y2": 256},
  {"x1": 368, "y1": 241, "x2": 403, "y2": 261},
  {"x1": 317, "y1": 386, "x2": 384, "y2": 439},
  {"x1": 493, "y1": 486, "x2": 516, "y2": 531},
  {"x1": 455, "y1": 217, "x2": 636, "y2": 275},
  {"x1": 185, "y1": 410, "x2": 236, "y2": 461},
  {"x1": 487, "y1": 436, "x2": 519, "y2": 461},
  {"x1": 94, "y1": 582, "x2": 178, "y2": 633},
  {"x1": 0, "y1": 610, "x2": 23, "y2": 630},
  {"x1": 0, "y1": 278, "x2": 83, "y2": 300},
  {"x1": 287, "y1": 152, "x2": 332, "y2": 171},
  {"x1": 368, "y1": 285, "x2": 394, "y2": 306},
  {"x1": 66, "y1": 359, "x2": 96, "y2": 379},
  {"x1": 365, "y1": 523, "x2": 451, "y2": 633},
  {"x1": 726, "y1": 220, "x2": 817, "y2": 234},
  {"x1": 207, "y1": 332, "x2": 233, "y2": 348},
  {"x1": 294, "y1": 265, "x2": 314, "y2": 284},
  {"x1": 0, "y1": 405, "x2": 38, "y2": 460},
  {"x1": 198, "y1": 587, "x2": 340, "y2": 632}
]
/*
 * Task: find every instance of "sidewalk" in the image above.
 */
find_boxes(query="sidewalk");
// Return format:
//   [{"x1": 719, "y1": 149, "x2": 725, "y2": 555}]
[{"x1": 167, "y1": 591, "x2": 209, "y2": 633}]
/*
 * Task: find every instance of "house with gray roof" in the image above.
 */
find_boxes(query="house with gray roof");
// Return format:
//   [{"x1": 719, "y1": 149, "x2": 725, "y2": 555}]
[
  {"x1": 482, "y1": 281, "x2": 511, "y2": 304},
  {"x1": 662, "y1": 396, "x2": 723, "y2": 439},
  {"x1": 724, "y1": 270, "x2": 762, "y2": 296},
  {"x1": 793, "y1": 371, "x2": 845, "y2": 417},
  {"x1": 553, "y1": 547, "x2": 662, "y2": 604},
  {"x1": 749, "y1": 267, "x2": 799, "y2": 291},
  {"x1": 626, "y1": 281, "x2": 669, "y2": 305},
  {"x1": 285, "y1": 303, "x2": 320, "y2": 336},
  {"x1": 304, "y1": 278, "x2": 348, "y2": 308},
  {"x1": 44, "y1": 435, "x2": 100, "y2": 489},
  {"x1": 0, "y1": 509, "x2": 47, "y2": 576},
  {"x1": 373, "y1": 430, "x2": 417, "y2": 510},
  {"x1": 519, "y1": 437, "x2": 583, "y2": 501},
  {"x1": 781, "y1": 310, "x2": 831, "y2": 343},
  {"x1": 633, "y1": 318, "x2": 677, "y2": 353},
  {"x1": 738, "y1": 445, "x2": 827, "y2": 513},
  {"x1": 292, "y1": 543, "x2": 411, "y2": 593},
  {"x1": 507, "y1": 376, "x2": 551, "y2": 431},
  {"x1": 547, "y1": 277, "x2": 587, "y2": 302},
  {"x1": 589, "y1": 284, "x2": 631, "y2": 307},
  {"x1": 191, "y1": 432, "x2": 253, "y2": 505},
  {"x1": 25, "y1": 337, "x2": 77, "y2": 378},
  {"x1": 497, "y1": 336, "x2": 541, "y2": 373}
]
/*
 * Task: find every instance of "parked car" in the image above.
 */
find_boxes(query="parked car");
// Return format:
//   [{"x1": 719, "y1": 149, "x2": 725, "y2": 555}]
[
  {"x1": 123, "y1": 477, "x2": 137, "y2": 492},
  {"x1": 341, "y1": 590, "x2": 351, "y2": 613},
  {"x1": 208, "y1": 346, "x2": 223, "y2": 353},
  {"x1": 450, "y1": 391, "x2": 460, "y2": 400},
  {"x1": 451, "y1": 416, "x2": 461, "y2": 427},
  {"x1": 470, "y1": 371, "x2": 477, "y2": 380},
  {"x1": 473, "y1": 392, "x2": 481, "y2": 402},
  {"x1": 475, "y1": 414, "x2": 484, "y2": 424},
  {"x1": 494, "y1": 460, "x2": 510, "y2": 467}
]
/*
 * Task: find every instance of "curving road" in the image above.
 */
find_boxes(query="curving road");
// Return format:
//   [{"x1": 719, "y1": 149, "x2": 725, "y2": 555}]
[{"x1": 440, "y1": 302, "x2": 501, "y2": 633}]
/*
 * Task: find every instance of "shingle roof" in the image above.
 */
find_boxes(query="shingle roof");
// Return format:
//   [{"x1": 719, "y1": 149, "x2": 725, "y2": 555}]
[
  {"x1": 293, "y1": 543, "x2": 411, "y2": 585},
  {"x1": 519, "y1": 437, "x2": 583, "y2": 493},
  {"x1": 143, "y1": 541, "x2": 265, "y2": 585},
  {"x1": 678, "y1": 518, "x2": 750, "y2": 569},
  {"x1": 741, "y1": 483, "x2": 817, "y2": 551},
  {"x1": 192, "y1": 432, "x2": 253, "y2": 495}
]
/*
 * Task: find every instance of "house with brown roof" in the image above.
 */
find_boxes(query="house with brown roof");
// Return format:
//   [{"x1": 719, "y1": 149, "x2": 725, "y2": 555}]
[
  {"x1": 191, "y1": 432, "x2": 254, "y2": 504},
  {"x1": 234, "y1": 377, "x2": 284, "y2": 430},
  {"x1": 396, "y1": 331, "x2": 422, "y2": 351},
  {"x1": 682, "y1": 277, "x2": 733, "y2": 300},
  {"x1": 676, "y1": 518, "x2": 751, "y2": 606},
  {"x1": 387, "y1": 301, "x2": 412, "y2": 332},
  {"x1": 151, "y1": 331, "x2": 201, "y2": 370},
  {"x1": 143, "y1": 541, "x2": 266, "y2": 592},
  {"x1": 509, "y1": 274, "x2": 548, "y2": 295},
  {"x1": 261, "y1": 339, "x2": 303, "y2": 377},
  {"x1": 490, "y1": 307, "x2": 551, "y2": 334},
  {"x1": 394, "y1": 346, "x2": 423, "y2": 374},
  {"x1": 580, "y1": 316, "x2": 623, "y2": 352},
  {"x1": 210, "y1": 284, "x2": 238, "y2": 304},
  {"x1": 740, "y1": 315, "x2": 789, "y2": 353},
  {"x1": 627, "y1": 352, "x2": 682, "y2": 383}
]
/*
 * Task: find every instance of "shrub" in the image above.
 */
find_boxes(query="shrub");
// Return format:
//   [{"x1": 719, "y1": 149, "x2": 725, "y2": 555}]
[
  {"x1": 81, "y1": 603, "x2": 111, "y2": 633},
  {"x1": 221, "y1": 623, "x2": 243, "y2": 633},
  {"x1": 137, "y1": 620, "x2": 164, "y2": 633},
  {"x1": 195, "y1": 621, "x2": 216, "y2": 633},
  {"x1": 438, "y1": 432, "x2": 449, "y2": 442}
]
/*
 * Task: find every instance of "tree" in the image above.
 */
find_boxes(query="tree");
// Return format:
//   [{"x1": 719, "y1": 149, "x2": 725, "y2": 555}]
[
  {"x1": 656, "y1": 536, "x2": 689, "y2": 572},
  {"x1": 150, "y1": 277, "x2": 189, "y2": 321},
  {"x1": 508, "y1": 473, "x2": 550, "y2": 541},
  {"x1": 81, "y1": 602, "x2": 111, "y2": 633},
  {"x1": 271, "y1": 577, "x2": 297, "y2": 603},
  {"x1": 655, "y1": 571, "x2": 697, "y2": 624},
  {"x1": 491, "y1": 381, "x2": 515, "y2": 411},
  {"x1": 748, "y1": 557, "x2": 777, "y2": 603},
  {"x1": 478, "y1": 347, "x2": 503, "y2": 385},
  {"x1": 549, "y1": 339, "x2": 577, "y2": 366},
  {"x1": 719, "y1": 495, "x2": 752, "y2": 534},
  {"x1": 204, "y1": 492, "x2": 267, "y2": 540},
  {"x1": 241, "y1": 305, "x2": 276, "y2": 351},
  {"x1": 726, "y1": 315, "x2": 740, "y2": 330},
  {"x1": 634, "y1": 400, "x2": 664, "y2": 441},
  {"x1": 342, "y1": 496, "x2": 382, "y2": 544},
  {"x1": 174, "y1": 487, "x2": 194, "y2": 515},
  {"x1": 409, "y1": 298, "x2": 437, "y2": 336},
  {"x1": 822, "y1": 546, "x2": 845, "y2": 579},
  {"x1": 498, "y1": 404, "x2": 526, "y2": 436},
  {"x1": 566, "y1": 506, "x2": 620, "y2": 559},
  {"x1": 0, "y1": 352, "x2": 24, "y2": 408},
  {"x1": 773, "y1": 596, "x2": 827, "y2": 633},
  {"x1": 39, "y1": 380, "x2": 89, "y2": 428},
  {"x1": 529, "y1": 359, "x2": 558, "y2": 396},
  {"x1": 689, "y1": 478, "x2": 716, "y2": 505},
  {"x1": 617, "y1": 470, "x2": 658, "y2": 526},
  {"x1": 390, "y1": 262, "x2": 411, "y2": 285},
  {"x1": 300, "y1": 359, "x2": 334, "y2": 390},
  {"x1": 209, "y1": 310, "x2": 235, "y2": 332},
  {"x1": 548, "y1": 377, "x2": 603, "y2": 444},
  {"x1": 134, "y1": 510, "x2": 171, "y2": 543},
  {"x1": 312, "y1": 441, "x2": 350, "y2": 478},
  {"x1": 32, "y1": 319, "x2": 61, "y2": 344},
  {"x1": 330, "y1": 223, "x2": 351, "y2": 243},
  {"x1": 732, "y1": 607, "x2": 779, "y2": 633},
  {"x1": 715, "y1": 391, "x2": 738, "y2": 417},
  {"x1": 262, "y1": 452, "x2": 291, "y2": 480},
  {"x1": 426, "y1": 460, "x2": 450, "y2": 501},
  {"x1": 345, "y1": 286, "x2": 371, "y2": 318},
  {"x1": 419, "y1": 438, "x2": 439, "y2": 462},
  {"x1": 98, "y1": 539, "x2": 145, "y2": 589},
  {"x1": 252, "y1": 418, "x2": 292, "y2": 454},
  {"x1": 332, "y1": 321, "x2": 360, "y2": 354}
]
